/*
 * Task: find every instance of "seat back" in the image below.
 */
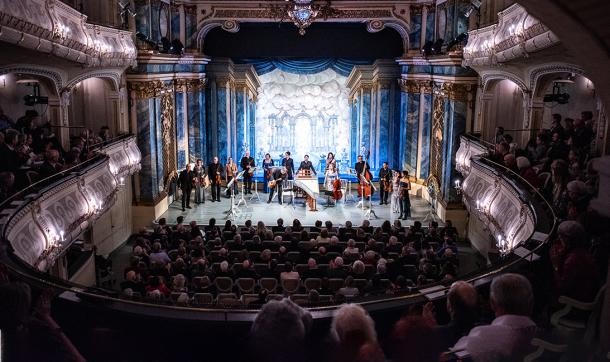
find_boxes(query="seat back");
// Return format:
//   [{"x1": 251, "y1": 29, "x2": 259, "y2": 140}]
[
  {"x1": 281, "y1": 278, "x2": 300, "y2": 294},
  {"x1": 193, "y1": 293, "x2": 214, "y2": 305},
  {"x1": 295, "y1": 264, "x2": 309, "y2": 274},
  {"x1": 217, "y1": 293, "x2": 241, "y2": 306},
  {"x1": 259, "y1": 278, "x2": 278, "y2": 292},
  {"x1": 353, "y1": 278, "x2": 369, "y2": 290},
  {"x1": 241, "y1": 293, "x2": 259, "y2": 306},
  {"x1": 236, "y1": 278, "x2": 256, "y2": 294},
  {"x1": 328, "y1": 278, "x2": 345, "y2": 292},
  {"x1": 214, "y1": 277, "x2": 234, "y2": 293},
  {"x1": 304, "y1": 278, "x2": 322, "y2": 292}
]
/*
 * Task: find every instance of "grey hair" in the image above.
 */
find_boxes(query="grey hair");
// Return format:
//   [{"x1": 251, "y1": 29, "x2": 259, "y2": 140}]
[
  {"x1": 490, "y1": 273, "x2": 533, "y2": 316},
  {"x1": 330, "y1": 303, "x2": 377, "y2": 345}
]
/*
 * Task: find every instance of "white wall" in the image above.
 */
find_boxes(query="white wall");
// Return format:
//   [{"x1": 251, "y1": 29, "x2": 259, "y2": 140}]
[
  {"x1": 92, "y1": 175, "x2": 134, "y2": 257},
  {"x1": 541, "y1": 75, "x2": 598, "y2": 129},
  {"x1": 0, "y1": 73, "x2": 54, "y2": 125},
  {"x1": 69, "y1": 77, "x2": 118, "y2": 138},
  {"x1": 483, "y1": 79, "x2": 524, "y2": 141}
]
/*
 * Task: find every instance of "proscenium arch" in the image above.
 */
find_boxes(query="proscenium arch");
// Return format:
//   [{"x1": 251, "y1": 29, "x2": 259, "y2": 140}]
[
  {"x1": 481, "y1": 72, "x2": 529, "y2": 93},
  {"x1": 197, "y1": 19, "x2": 411, "y2": 55}
]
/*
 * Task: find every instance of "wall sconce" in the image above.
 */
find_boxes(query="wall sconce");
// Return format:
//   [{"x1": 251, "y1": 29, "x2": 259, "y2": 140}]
[
  {"x1": 54, "y1": 24, "x2": 71, "y2": 41},
  {"x1": 454, "y1": 179, "x2": 462, "y2": 195},
  {"x1": 119, "y1": 176, "x2": 125, "y2": 187},
  {"x1": 0, "y1": 75, "x2": 6, "y2": 88}
]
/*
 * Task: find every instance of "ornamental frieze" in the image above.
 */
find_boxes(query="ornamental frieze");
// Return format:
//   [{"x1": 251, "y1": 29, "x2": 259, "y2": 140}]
[
  {"x1": 211, "y1": 8, "x2": 394, "y2": 19},
  {"x1": 128, "y1": 80, "x2": 167, "y2": 99},
  {"x1": 173, "y1": 78, "x2": 207, "y2": 93}
]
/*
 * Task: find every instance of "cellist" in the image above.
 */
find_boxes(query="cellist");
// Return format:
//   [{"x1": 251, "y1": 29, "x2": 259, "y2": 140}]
[{"x1": 354, "y1": 155, "x2": 372, "y2": 200}]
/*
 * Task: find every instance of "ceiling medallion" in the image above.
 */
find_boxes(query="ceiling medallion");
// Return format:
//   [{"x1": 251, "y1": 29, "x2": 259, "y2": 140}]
[{"x1": 271, "y1": 0, "x2": 337, "y2": 35}]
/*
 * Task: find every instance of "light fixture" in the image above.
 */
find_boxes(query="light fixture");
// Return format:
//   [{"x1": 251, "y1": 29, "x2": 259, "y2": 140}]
[
  {"x1": 454, "y1": 179, "x2": 462, "y2": 195},
  {"x1": 0, "y1": 74, "x2": 5, "y2": 88},
  {"x1": 270, "y1": 0, "x2": 336, "y2": 36}
]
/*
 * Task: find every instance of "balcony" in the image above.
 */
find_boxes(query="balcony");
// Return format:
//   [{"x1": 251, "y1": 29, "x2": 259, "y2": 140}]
[{"x1": 0, "y1": 0, "x2": 136, "y2": 67}]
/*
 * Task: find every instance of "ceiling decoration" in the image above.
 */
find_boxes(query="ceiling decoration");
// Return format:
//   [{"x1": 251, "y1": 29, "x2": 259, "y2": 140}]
[{"x1": 269, "y1": 0, "x2": 338, "y2": 35}]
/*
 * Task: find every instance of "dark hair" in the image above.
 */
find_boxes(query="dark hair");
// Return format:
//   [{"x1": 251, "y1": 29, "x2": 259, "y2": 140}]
[
  {"x1": 285, "y1": 151, "x2": 291, "y2": 156},
  {"x1": 177, "y1": 216, "x2": 184, "y2": 224},
  {"x1": 277, "y1": 218, "x2": 283, "y2": 226}
]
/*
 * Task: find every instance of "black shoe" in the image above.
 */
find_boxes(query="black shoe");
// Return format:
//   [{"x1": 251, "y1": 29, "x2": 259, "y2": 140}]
[
  {"x1": 182, "y1": 208, "x2": 185, "y2": 211},
  {"x1": 187, "y1": 206, "x2": 191, "y2": 209},
  {"x1": 279, "y1": 202, "x2": 283, "y2": 205},
  {"x1": 267, "y1": 200, "x2": 271, "y2": 204}
]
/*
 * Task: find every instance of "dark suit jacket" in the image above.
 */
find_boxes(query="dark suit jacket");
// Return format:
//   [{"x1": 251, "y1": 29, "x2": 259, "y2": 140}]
[
  {"x1": 178, "y1": 169, "x2": 194, "y2": 190},
  {"x1": 281, "y1": 158, "x2": 294, "y2": 177}
]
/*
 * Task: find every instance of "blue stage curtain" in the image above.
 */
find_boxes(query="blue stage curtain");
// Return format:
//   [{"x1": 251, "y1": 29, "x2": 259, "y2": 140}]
[{"x1": 235, "y1": 58, "x2": 373, "y2": 77}]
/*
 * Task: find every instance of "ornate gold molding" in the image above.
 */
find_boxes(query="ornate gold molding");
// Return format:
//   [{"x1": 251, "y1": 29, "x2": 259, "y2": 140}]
[
  {"x1": 430, "y1": 94, "x2": 445, "y2": 182},
  {"x1": 160, "y1": 92, "x2": 177, "y2": 189},
  {"x1": 128, "y1": 80, "x2": 166, "y2": 99},
  {"x1": 398, "y1": 79, "x2": 433, "y2": 93},
  {"x1": 439, "y1": 83, "x2": 472, "y2": 102},
  {"x1": 173, "y1": 78, "x2": 207, "y2": 93},
  {"x1": 212, "y1": 8, "x2": 393, "y2": 19}
]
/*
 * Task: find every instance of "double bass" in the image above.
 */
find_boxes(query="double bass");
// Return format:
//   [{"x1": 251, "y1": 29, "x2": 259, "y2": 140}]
[
  {"x1": 358, "y1": 170, "x2": 373, "y2": 198},
  {"x1": 332, "y1": 178, "x2": 343, "y2": 201}
]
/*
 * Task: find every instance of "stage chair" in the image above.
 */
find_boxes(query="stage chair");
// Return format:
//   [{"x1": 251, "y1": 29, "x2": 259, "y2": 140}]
[{"x1": 281, "y1": 180, "x2": 295, "y2": 204}]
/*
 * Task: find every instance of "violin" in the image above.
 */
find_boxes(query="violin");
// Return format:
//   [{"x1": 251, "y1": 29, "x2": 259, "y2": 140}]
[{"x1": 332, "y1": 178, "x2": 343, "y2": 200}]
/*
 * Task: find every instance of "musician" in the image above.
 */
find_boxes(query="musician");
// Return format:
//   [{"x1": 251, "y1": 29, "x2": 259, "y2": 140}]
[
  {"x1": 325, "y1": 159, "x2": 338, "y2": 191},
  {"x1": 281, "y1": 151, "x2": 295, "y2": 180},
  {"x1": 297, "y1": 154, "x2": 316, "y2": 176},
  {"x1": 379, "y1": 162, "x2": 392, "y2": 205},
  {"x1": 267, "y1": 167, "x2": 287, "y2": 205},
  {"x1": 225, "y1": 156, "x2": 238, "y2": 197},
  {"x1": 262, "y1": 153, "x2": 274, "y2": 193},
  {"x1": 240, "y1": 151, "x2": 255, "y2": 194},
  {"x1": 355, "y1": 155, "x2": 373, "y2": 200},
  {"x1": 208, "y1": 156, "x2": 222, "y2": 202},
  {"x1": 391, "y1": 171, "x2": 401, "y2": 214},
  {"x1": 177, "y1": 163, "x2": 194, "y2": 211},
  {"x1": 399, "y1": 170, "x2": 412, "y2": 220},
  {"x1": 193, "y1": 158, "x2": 206, "y2": 204}
]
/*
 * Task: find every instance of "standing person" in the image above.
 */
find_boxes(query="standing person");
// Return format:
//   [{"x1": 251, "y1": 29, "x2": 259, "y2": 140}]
[
  {"x1": 225, "y1": 156, "x2": 238, "y2": 197},
  {"x1": 267, "y1": 167, "x2": 287, "y2": 205},
  {"x1": 208, "y1": 156, "x2": 222, "y2": 202},
  {"x1": 325, "y1": 157, "x2": 338, "y2": 191},
  {"x1": 178, "y1": 164, "x2": 194, "y2": 211},
  {"x1": 193, "y1": 158, "x2": 206, "y2": 204},
  {"x1": 354, "y1": 155, "x2": 373, "y2": 200},
  {"x1": 281, "y1": 151, "x2": 295, "y2": 180},
  {"x1": 297, "y1": 154, "x2": 316, "y2": 175},
  {"x1": 399, "y1": 171, "x2": 411, "y2": 220},
  {"x1": 378, "y1": 162, "x2": 392, "y2": 205},
  {"x1": 240, "y1": 151, "x2": 255, "y2": 194},
  {"x1": 391, "y1": 170, "x2": 401, "y2": 214},
  {"x1": 262, "y1": 153, "x2": 274, "y2": 193}
]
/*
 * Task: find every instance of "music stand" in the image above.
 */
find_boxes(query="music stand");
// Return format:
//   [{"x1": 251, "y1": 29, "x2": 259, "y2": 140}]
[
  {"x1": 345, "y1": 168, "x2": 357, "y2": 204},
  {"x1": 235, "y1": 171, "x2": 248, "y2": 208},
  {"x1": 423, "y1": 184, "x2": 438, "y2": 223},
  {"x1": 249, "y1": 169, "x2": 261, "y2": 202},
  {"x1": 225, "y1": 174, "x2": 241, "y2": 220},
  {"x1": 357, "y1": 174, "x2": 377, "y2": 220}
]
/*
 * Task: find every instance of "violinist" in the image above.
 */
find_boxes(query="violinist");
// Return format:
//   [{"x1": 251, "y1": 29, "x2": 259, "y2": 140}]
[
  {"x1": 225, "y1": 156, "x2": 238, "y2": 197},
  {"x1": 399, "y1": 170, "x2": 411, "y2": 220},
  {"x1": 378, "y1": 162, "x2": 392, "y2": 205},
  {"x1": 355, "y1": 155, "x2": 373, "y2": 200},
  {"x1": 208, "y1": 156, "x2": 222, "y2": 202},
  {"x1": 262, "y1": 153, "x2": 274, "y2": 193},
  {"x1": 267, "y1": 167, "x2": 287, "y2": 205},
  {"x1": 193, "y1": 158, "x2": 206, "y2": 204},
  {"x1": 240, "y1": 151, "x2": 255, "y2": 194}
]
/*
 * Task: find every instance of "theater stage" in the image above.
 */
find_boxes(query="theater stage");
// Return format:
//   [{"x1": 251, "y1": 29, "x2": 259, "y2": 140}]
[{"x1": 159, "y1": 189, "x2": 433, "y2": 228}]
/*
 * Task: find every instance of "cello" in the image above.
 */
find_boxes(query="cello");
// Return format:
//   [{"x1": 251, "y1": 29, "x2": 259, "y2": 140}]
[{"x1": 332, "y1": 178, "x2": 343, "y2": 201}]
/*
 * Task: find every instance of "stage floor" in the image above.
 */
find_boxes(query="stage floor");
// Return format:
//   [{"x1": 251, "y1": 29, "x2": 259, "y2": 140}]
[{"x1": 160, "y1": 190, "x2": 434, "y2": 228}]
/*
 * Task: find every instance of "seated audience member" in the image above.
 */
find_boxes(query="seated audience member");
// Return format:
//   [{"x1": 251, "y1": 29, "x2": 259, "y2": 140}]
[
  {"x1": 272, "y1": 218, "x2": 285, "y2": 233},
  {"x1": 350, "y1": 260, "x2": 367, "y2": 279},
  {"x1": 172, "y1": 274, "x2": 188, "y2": 292},
  {"x1": 302, "y1": 258, "x2": 326, "y2": 279},
  {"x1": 250, "y1": 298, "x2": 312, "y2": 362},
  {"x1": 248, "y1": 289, "x2": 269, "y2": 308},
  {"x1": 440, "y1": 220, "x2": 458, "y2": 240},
  {"x1": 235, "y1": 259, "x2": 260, "y2": 280},
  {"x1": 0, "y1": 171, "x2": 16, "y2": 201},
  {"x1": 387, "y1": 315, "x2": 442, "y2": 362},
  {"x1": 328, "y1": 257, "x2": 349, "y2": 279},
  {"x1": 329, "y1": 304, "x2": 384, "y2": 362},
  {"x1": 516, "y1": 156, "x2": 539, "y2": 188},
  {"x1": 120, "y1": 270, "x2": 145, "y2": 295},
  {"x1": 260, "y1": 259, "x2": 281, "y2": 280},
  {"x1": 423, "y1": 281, "x2": 478, "y2": 351},
  {"x1": 327, "y1": 236, "x2": 343, "y2": 253},
  {"x1": 337, "y1": 276, "x2": 359, "y2": 298},
  {"x1": 316, "y1": 228, "x2": 331, "y2": 244},
  {"x1": 149, "y1": 241, "x2": 171, "y2": 265},
  {"x1": 0, "y1": 130, "x2": 24, "y2": 172},
  {"x1": 216, "y1": 260, "x2": 232, "y2": 278},
  {"x1": 451, "y1": 273, "x2": 537, "y2": 362},
  {"x1": 317, "y1": 246, "x2": 330, "y2": 264},
  {"x1": 550, "y1": 221, "x2": 600, "y2": 301},
  {"x1": 503, "y1": 153, "x2": 518, "y2": 173},
  {"x1": 145, "y1": 276, "x2": 171, "y2": 297},
  {"x1": 38, "y1": 149, "x2": 63, "y2": 178},
  {"x1": 0, "y1": 282, "x2": 86, "y2": 362},
  {"x1": 343, "y1": 239, "x2": 359, "y2": 255},
  {"x1": 565, "y1": 180, "x2": 591, "y2": 222}
]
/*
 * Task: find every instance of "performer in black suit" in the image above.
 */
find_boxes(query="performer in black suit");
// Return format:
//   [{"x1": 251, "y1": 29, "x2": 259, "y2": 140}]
[
  {"x1": 355, "y1": 155, "x2": 373, "y2": 200},
  {"x1": 240, "y1": 150, "x2": 255, "y2": 194},
  {"x1": 208, "y1": 156, "x2": 222, "y2": 202},
  {"x1": 267, "y1": 167, "x2": 287, "y2": 204},
  {"x1": 281, "y1": 151, "x2": 295, "y2": 180},
  {"x1": 378, "y1": 162, "x2": 392, "y2": 205},
  {"x1": 297, "y1": 154, "x2": 317, "y2": 175},
  {"x1": 177, "y1": 163, "x2": 194, "y2": 211}
]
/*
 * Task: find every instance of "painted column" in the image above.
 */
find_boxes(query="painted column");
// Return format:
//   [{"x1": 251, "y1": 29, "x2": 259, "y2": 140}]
[
  {"x1": 249, "y1": 96, "x2": 257, "y2": 158},
  {"x1": 376, "y1": 81, "x2": 392, "y2": 168},
  {"x1": 361, "y1": 87, "x2": 372, "y2": 162},
  {"x1": 235, "y1": 86, "x2": 246, "y2": 159},
  {"x1": 350, "y1": 99, "x2": 359, "y2": 164},
  {"x1": 179, "y1": 4, "x2": 186, "y2": 46},
  {"x1": 154, "y1": 97, "x2": 164, "y2": 192},
  {"x1": 398, "y1": 87, "x2": 408, "y2": 170},
  {"x1": 419, "y1": 90, "x2": 433, "y2": 181},
  {"x1": 135, "y1": 97, "x2": 158, "y2": 201},
  {"x1": 175, "y1": 90, "x2": 187, "y2": 169},
  {"x1": 420, "y1": 5, "x2": 428, "y2": 49}
]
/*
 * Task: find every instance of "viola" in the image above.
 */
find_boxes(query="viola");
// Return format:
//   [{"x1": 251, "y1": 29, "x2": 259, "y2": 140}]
[{"x1": 332, "y1": 178, "x2": 343, "y2": 200}]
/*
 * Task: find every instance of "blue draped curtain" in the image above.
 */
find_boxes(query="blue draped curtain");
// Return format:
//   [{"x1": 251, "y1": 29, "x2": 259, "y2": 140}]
[{"x1": 234, "y1": 58, "x2": 373, "y2": 77}]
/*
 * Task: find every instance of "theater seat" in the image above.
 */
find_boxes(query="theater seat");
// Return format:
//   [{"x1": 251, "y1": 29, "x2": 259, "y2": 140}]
[
  {"x1": 328, "y1": 278, "x2": 344, "y2": 292},
  {"x1": 193, "y1": 293, "x2": 214, "y2": 306},
  {"x1": 214, "y1": 277, "x2": 234, "y2": 293},
  {"x1": 236, "y1": 278, "x2": 256, "y2": 294},
  {"x1": 217, "y1": 293, "x2": 240, "y2": 306},
  {"x1": 259, "y1": 278, "x2": 278, "y2": 293},
  {"x1": 281, "y1": 278, "x2": 300, "y2": 295},
  {"x1": 304, "y1": 278, "x2": 322, "y2": 292}
]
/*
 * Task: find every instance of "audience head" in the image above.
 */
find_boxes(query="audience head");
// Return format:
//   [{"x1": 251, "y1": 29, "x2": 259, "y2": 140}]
[
  {"x1": 516, "y1": 156, "x2": 530, "y2": 170},
  {"x1": 388, "y1": 315, "x2": 441, "y2": 362},
  {"x1": 446, "y1": 281, "x2": 478, "y2": 321},
  {"x1": 557, "y1": 220, "x2": 587, "y2": 250},
  {"x1": 331, "y1": 304, "x2": 379, "y2": 360},
  {"x1": 250, "y1": 299, "x2": 312, "y2": 362},
  {"x1": 490, "y1": 273, "x2": 533, "y2": 317}
]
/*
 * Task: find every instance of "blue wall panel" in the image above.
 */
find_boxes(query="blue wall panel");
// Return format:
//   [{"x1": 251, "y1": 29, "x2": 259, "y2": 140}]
[
  {"x1": 419, "y1": 94, "x2": 432, "y2": 180},
  {"x1": 405, "y1": 92, "x2": 420, "y2": 175},
  {"x1": 378, "y1": 87, "x2": 391, "y2": 165},
  {"x1": 175, "y1": 92, "x2": 186, "y2": 169}
]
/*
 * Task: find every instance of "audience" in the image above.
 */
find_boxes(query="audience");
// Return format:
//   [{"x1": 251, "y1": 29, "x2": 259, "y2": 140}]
[{"x1": 330, "y1": 304, "x2": 384, "y2": 362}]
